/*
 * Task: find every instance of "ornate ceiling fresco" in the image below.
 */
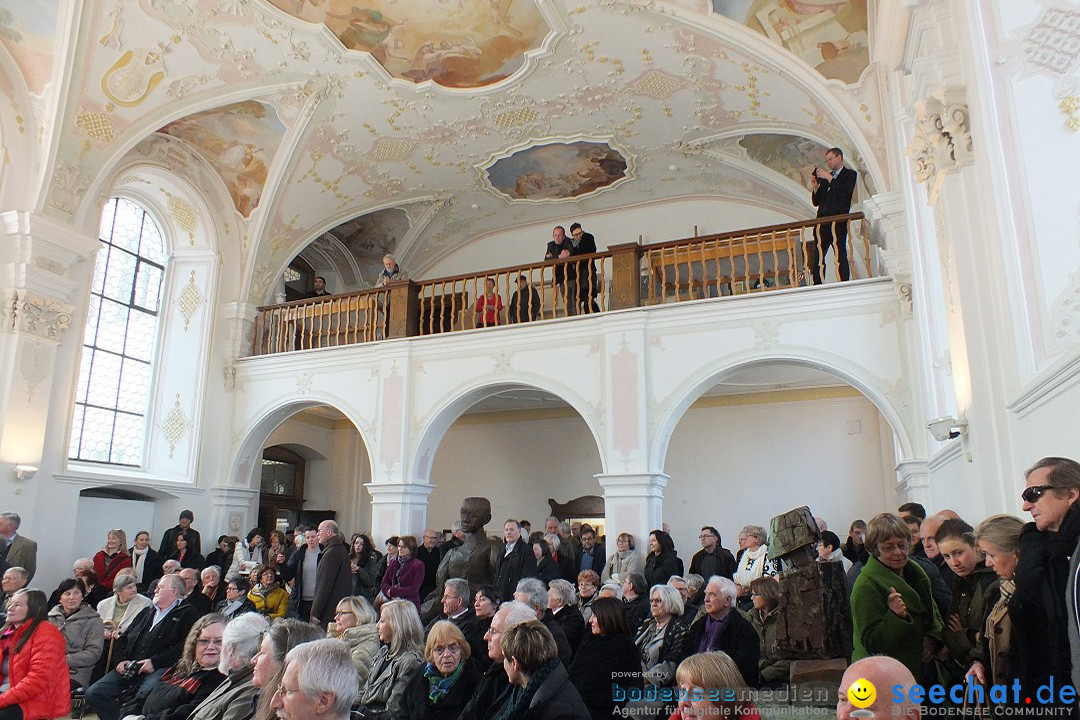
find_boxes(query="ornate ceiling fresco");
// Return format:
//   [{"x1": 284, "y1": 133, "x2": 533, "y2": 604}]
[
  {"x1": 484, "y1": 140, "x2": 630, "y2": 202},
  {"x1": 0, "y1": 0, "x2": 887, "y2": 298},
  {"x1": 0, "y1": 0, "x2": 56, "y2": 94},
  {"x1": 266, "y1": 0, "x2": 551, "y2": 89}
]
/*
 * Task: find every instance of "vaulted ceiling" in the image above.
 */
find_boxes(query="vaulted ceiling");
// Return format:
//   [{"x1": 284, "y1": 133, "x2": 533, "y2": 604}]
[{"x1": 0, "y1": 0, "x2": 886, "y2": 299}]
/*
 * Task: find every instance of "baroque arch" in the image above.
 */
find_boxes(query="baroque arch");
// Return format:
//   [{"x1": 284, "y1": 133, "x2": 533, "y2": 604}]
[
  {"x1": 409, "y1": 377, "x2": 607, "y2": 487},
  {"x1": 650, "y1": 351, "x2": 916, "y2": 476}
]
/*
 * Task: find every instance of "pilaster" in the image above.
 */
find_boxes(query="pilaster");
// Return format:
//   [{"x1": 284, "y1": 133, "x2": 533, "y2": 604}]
[
  {"x1": 365, "y1": 481, "x2": 436, "y2": 542},
  {"x1": 596, "y1": 472, "x2": 669, "y2": 572}
]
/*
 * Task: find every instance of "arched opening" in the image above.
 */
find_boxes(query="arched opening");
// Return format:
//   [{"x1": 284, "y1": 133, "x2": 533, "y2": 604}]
[
  {"x1": 421, "y1": 386, "x2": 605, "y2": 537},
  {"x1": 660, "y1": 360, "x2": 903, "y2": 559},
  {"x1": 234, "y1": 402, "x2": 373, "y2": 537}
]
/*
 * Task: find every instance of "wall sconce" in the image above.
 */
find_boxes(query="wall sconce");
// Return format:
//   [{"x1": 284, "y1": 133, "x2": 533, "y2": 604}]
[
  {"x1": 927, "y1": 416, "x2": 967, "y2": 442},
  {"x1": 14, "y1": 464, "x2": 38, "y2": 481}
]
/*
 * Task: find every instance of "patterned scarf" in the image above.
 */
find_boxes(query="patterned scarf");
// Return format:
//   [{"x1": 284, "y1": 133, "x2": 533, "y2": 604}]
[
  {"x1": 493, "y1": 657, "x2": 560, "y2": 720},
  {"x1": 423, "y1": 660, "x2": 464, "y2": 703}
]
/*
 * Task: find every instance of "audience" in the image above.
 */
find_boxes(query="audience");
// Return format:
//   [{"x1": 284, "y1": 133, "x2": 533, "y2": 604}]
[{"x1": 19, "y1": 456, "x2": 1080, "y2": 720}]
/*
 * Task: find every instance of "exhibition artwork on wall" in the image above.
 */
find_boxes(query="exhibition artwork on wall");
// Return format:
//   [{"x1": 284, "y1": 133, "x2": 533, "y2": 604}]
[{"x1": 710, "y1": 0, "x2": 869, "y2": 84}]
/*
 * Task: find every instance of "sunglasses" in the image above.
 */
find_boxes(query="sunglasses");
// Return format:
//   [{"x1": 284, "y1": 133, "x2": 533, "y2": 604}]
[{"x1": 1021, "y1": 484, "x2": 1055, "y2": 504}]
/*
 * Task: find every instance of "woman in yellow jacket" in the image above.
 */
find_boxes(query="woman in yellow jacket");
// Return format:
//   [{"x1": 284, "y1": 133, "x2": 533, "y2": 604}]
[{"x1": 247, "y1": 564, "x2": 289, "y2": 620}]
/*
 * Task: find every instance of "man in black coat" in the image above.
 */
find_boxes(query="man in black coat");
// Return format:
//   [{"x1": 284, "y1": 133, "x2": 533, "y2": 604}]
[
  {"x1": 429, "y1": 577, "x2": 487, "y2": 663},
  {"x1": 494, "y1": 519, "x2": 536, "y2": 601},
  {"x1": 569, "y1": 222, "x2": 600, "y2": 313},
  {"x1": 280, "y1": 527, "x2": 320, "y2": 619},
  {"x1": 545, "y1": 579, "x2": 586, "y2": 657},
  {"x1": 620, "y1": 573, "x2": 650, "y2": 633},
  {"x1": 416, "y1": 529, "x2": 442, "y2": 601},
  {"x1": 686, "y1": 576, "x2": 760, "y2": 687},
  {"x1": 808, "y1": 147, "x2": 857, "y2": 284},
  {"x1": 310, "y1": 520, "x2": 351, "y2": 628},
  {"x1": 576, "y1": 526, "x2": 605, "y2": 575},
  {"x1": 515, "y1": 577, "x2": 573, "y2": 669},
  {"x1": 689, "y1": 525, "x2": 737, "y2": 580},
  {"x1": 85, "y1": 573, "x2": 199, "y2": 720},
  {"x1": 157, "y1": 509, "x2": 202, "y2": 558}
]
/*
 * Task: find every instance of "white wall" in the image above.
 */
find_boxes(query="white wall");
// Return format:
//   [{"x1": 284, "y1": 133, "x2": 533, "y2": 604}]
[
  {"x1": 418, "y1": 197, "x2": 798, "y2": 278},
  {"x1": 425, "y1": 391, "x2": 897, "y2": 559}
]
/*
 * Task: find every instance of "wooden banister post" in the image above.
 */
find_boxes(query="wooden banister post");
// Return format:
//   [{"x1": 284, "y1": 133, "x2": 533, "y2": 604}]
[
  {"x1": 387, "y1": 280, "x2": 420, "y2": 338},
  {"x1": 608, "y1": 242, "x2": 643, "y2": 310}
]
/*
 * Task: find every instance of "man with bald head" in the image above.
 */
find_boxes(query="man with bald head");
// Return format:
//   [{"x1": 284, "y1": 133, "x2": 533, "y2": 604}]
[
  {"x1": 310, "y1": 520, "x2": 351, "y2": 628},
  {"x1": 837, "y1": 655, "x2": 920, "y2": 720},
  {"x1": 918, "y1": 514, "x2": 956, "y2": 590}
]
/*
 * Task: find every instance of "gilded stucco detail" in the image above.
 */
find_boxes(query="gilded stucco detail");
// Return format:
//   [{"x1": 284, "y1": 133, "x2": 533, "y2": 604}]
[
  {"x1": 177, "y1": 271, "x2": 204, "y2": 332},
  {"x1": 161, "y1": 394, "x2": 189, "y2": 459}
]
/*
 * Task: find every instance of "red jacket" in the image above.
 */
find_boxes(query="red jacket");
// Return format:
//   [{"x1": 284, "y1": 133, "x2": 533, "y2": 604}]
[
  {"x1": 0, "y1": 620, "x2": 71, "y2": 719},
  {"x1": 93, "y1": 550, "x2": 133, "y2": 592}
]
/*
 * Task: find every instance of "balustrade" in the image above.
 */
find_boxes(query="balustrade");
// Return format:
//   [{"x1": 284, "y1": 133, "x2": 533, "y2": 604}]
[{"x1": 251, "y1": 214, "x2": 869, "y2": 356}]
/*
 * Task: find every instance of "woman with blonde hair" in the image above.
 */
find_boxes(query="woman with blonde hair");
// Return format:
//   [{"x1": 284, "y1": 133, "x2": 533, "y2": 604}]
[
  {"x1": 670, "y1": 651, "x2": 760, "y2": 720},
  {"x1": 967, "y1": 514, "x2": 1025, "y2": 686},
  {"x1": 602, "y1": 533, "x2": 643, "y2": 584},
  {"x1": 248, "y1": 618, "x2": 324, "y2": 720},
  {"x1": 400, "y1": 621, "x2": 481, "y2": 720},
  {"x1": 93, "y1": 529, "x2": 132, "y2": 592},
  {"x1": 358, "y1": 599, "x2": 424, "y2": 719},
  {"x1": 327, "y1": 596, "x2": 380, "y2": 686}
]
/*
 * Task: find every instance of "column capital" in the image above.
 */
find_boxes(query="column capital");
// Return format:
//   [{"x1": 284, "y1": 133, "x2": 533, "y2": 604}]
[
  {"x1": 595, "y1": 473, "x2": 669, "y2": 495},
  {"x1": 364, "y1": 481, "x2": 436, "y2": 501}
]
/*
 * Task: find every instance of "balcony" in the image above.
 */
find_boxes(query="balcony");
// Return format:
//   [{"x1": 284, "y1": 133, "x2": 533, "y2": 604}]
[{"x1": 252, "y1": 214, "x2": 872, "y2": 355}]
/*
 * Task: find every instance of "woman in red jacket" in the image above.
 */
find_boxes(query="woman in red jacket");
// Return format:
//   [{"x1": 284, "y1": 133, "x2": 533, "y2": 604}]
[
  {"x1": 92, "y1": 529, "x2": 133, "y2": 592},
  {"x1": 0, "y1": 589, "x2": 71, "y2": 720},
  {"x1": 379, "y1": 535, "x2": 425, "y2": 610}
]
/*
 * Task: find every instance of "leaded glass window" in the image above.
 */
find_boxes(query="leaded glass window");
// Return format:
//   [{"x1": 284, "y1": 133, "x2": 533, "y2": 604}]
[{"x1": 69, "y1": 197, "x2": 167, "y2": 465}]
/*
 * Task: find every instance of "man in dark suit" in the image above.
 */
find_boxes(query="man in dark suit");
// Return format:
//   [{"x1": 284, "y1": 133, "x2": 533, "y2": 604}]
[
  {"x1": 689, "y1": 525, "x2": 737, "y2": 580},
  {"x1": 429, "y1": 577, "x2": 486, "y2": 663},
  {"x1": 809, "y1": 147, "x2": 857, "y2": 284},
  {"x1": 686, "y1": 576, "x2": 760, "y2": 687},
  {"x1": 158, "y1": 509, "x2": 202, "y2": 558},
  {"x1": 310, "y1": 520, "x2": 351, "y2": 628},
  {"x1": 85, "y1": 573, "x2": 199, "y2": 720},
  {"x1": 494, "y1": 519, "x2": 537, "y2": 601},
  {"x1": 569, "y1": 222, "x2": 600, "y2": 313},
  {"x1": 416, "y1": 529, "x2": 442, "y2": 601},
  {"x1": 0, "y1": 512, "x2": 37, "y2": 581},
  {"x1": 179, "y1": 568, "x2": 212, "y2": 616}
]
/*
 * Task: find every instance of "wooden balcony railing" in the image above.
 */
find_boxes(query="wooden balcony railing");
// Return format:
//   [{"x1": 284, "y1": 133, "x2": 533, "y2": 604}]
[{"x1": 251, "y1": 214, "x2": 869, "y2": 356}]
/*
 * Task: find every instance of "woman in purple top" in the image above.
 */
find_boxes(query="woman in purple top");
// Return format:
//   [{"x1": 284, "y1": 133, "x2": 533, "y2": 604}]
[{"x1": 380, "y1": 535, "x2": 424, "y2": 610}]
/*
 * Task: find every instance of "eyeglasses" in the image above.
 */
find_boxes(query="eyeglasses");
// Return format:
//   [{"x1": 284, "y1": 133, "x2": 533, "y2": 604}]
[
  {"x1": 698, "y1": 534, "x2": 716, "y2": 539},
  {"x1": 1022, "y1": 484, "x2": 1054, "y2": 504},
  {"x1": 196, "y1": 637, "x2": 224, "y2": 647},
  {"x1": 432, "y1": 645, "x2": 462, "y2": 656},
  {"x1": 649, "y1": 598, "x2": 663, "y2": 605},
  {"x1": 334, "y1": 610, "x2": 354, "y2": 617}
]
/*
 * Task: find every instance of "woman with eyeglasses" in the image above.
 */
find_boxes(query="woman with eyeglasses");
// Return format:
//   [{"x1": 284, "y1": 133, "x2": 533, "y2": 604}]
[
  {"x1": 246, "y1": 618, "x2": 323, "y2": 720},
  {"x1": 633, "y1": 584, "x2": 688, "y2": 714},
  {"x1": 47, "y1": 578, "x2": 104, "y2": 690},
  {"x1": 379, "y1": 536, "x2": 424, "y2": 611},
  {"x1": 117, "y1": 614, "x2": 227, "y2": 720},
  {"x1": 399, "y1": 621, "x2": 481, "y2": 720},
  {"x1": 850, "y1": 512, "x2": 942, "y2": 679},
  {"x1": 1014, "y1": 457, "x2": 1080, "y2": 707},
  {"x1": 602, "y1": 533, "x2": 643, "y2": 585},
  {"x1": 0, "y1": 589, "x2": 70, "y2": 720},
  {"x1": 216, "y1": 577, "x2": 256, "y2": 619},
  {"x1": 358, "y1": 599, "x2": 424, "y2": 720},
  {"x1": 327, "y1": 596, "x2": 380, "y2": 686},
  {"x1": 247, "y1": 564, "x2": 288, "y2": 620}
]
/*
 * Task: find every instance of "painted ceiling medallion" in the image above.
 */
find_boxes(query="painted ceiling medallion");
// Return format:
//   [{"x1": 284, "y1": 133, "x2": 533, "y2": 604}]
[
  {"x1": 483, "y1": 140, "x2": 631, "y2": 203},
  {"x1": 267, "y1": 0, "x2": 551, "y2": 89}
]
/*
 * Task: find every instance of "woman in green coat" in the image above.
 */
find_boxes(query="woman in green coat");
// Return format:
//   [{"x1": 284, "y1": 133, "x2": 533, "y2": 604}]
[{"x1": 850, "y1": 512, "x2": 943, "y2": 678}]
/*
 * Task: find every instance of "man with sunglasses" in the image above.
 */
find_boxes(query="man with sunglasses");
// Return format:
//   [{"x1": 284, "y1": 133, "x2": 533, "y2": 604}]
[{"x1": 1013, "y1": 456, "x2": 1080, "y2": 711}]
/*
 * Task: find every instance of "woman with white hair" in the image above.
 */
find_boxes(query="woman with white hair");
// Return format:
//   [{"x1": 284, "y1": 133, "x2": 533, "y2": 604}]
[
  {"x1": 634, "y1": 584, "x2": 689, "y2": 691},
  {"x1": 546, "y1": 579, "x2": 585, "y2": 655},
  {"x1": 733, "y1": 525, "x2": 774, "y2": 611},
  {"x1": 186, "y1": 613, "x2": 269, "y2": 720},
  {"x1": 96, "y1": 571, "x2": 152, "y2": 677},
  {"x1": 358, "y1": 599, "x2": 424, "y2": 719}
]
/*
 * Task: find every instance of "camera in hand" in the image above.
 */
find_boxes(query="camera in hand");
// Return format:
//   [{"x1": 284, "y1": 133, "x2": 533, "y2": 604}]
[{"x1": 122, "y1": 661, "x2": 142, "y2": 682}]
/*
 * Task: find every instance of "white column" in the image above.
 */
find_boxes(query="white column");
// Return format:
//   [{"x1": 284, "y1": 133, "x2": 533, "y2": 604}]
[
  {"x1": 209, "y1": 487, "x2": 260, "y2": 542},
  {"x1": 365, "y1": 481, "x2": 436, "y2": 542},
  {"x1": 597, "y1": 472, "x2": 669, "y2": 570}
]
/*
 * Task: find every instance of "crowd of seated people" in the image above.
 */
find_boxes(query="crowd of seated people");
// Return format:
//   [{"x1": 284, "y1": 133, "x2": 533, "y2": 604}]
[{"x1": 6, "y1": 456, "x2": 1080, "y2": 719}]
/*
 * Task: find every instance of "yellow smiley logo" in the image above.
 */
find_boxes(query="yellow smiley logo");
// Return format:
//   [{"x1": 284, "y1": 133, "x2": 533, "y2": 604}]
[{"x1": 847, "y1": 678, "x2": 876, "y2": 709}]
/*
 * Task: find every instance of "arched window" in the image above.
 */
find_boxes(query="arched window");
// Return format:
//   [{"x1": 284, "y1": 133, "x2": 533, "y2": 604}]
[{"x1": 69, "y1": 197, "x2": 167, "y2": 465}]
